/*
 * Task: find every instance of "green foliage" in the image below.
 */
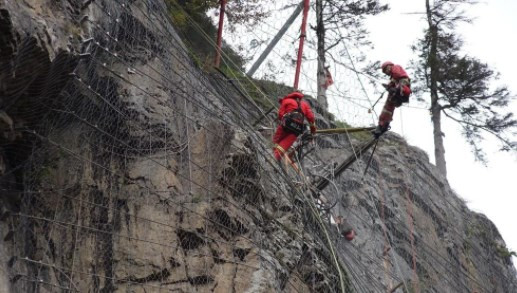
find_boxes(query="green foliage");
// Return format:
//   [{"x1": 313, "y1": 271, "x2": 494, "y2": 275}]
[
  {"x1": 334, "y1": 120, "x2": 351, "y2": 129},
  {"x1": 165, "y1": 0, "x2": 219, "y2": 69},
  {"x1": 252, "y1": 79, "x2": 293, "y2": 101},
  {"x1": 495, "y1": 244, "x2": 517, "y2": 260},
  {"x1": 218, "y1": 66, "x2": 274, "y2": 110},
  {"x1": 466, "y1": 222, "x2": 516, "y2": 263},
  {"x1": 169, "y1": 9, "x2": 188, "y2": 28},
  {"x1": 191, "y1": 194, "x2": 203, "y2": 203},
  {"x1": 164, "y1": 0, "x2": 366, "y2": 128},
  {"x1": 165, "y1": 0, "x2": 266, "y2": 72},
  {"x1": 412, "y1": 0, "x2": 516, "y2": 163},
  {"x1": 320, "y1": 0, "x2": 389, "y2": 49},
  {"x1": 164, "y1": 1, "x2": 285, "y2": 113}
]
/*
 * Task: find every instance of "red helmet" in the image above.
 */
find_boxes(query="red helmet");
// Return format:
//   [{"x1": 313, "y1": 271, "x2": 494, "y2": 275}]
[
  {"x1": 344, "y1": 229, "x2": 355, "y2": 241},
  {"x1": 381, "y1": 61, "x2": 394, "y2": 71},
  {"x1": 287, "y1": 91, "x2": 304, "y2": 99}
]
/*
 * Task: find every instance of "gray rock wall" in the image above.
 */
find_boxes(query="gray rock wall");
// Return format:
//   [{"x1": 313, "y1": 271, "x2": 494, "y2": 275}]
[
  {"x1": 313, "y1": 133, "x2": 517, "y2": 292},
  {"x1": 0, "y1": 1, "x2": 515, "y2": 293}
]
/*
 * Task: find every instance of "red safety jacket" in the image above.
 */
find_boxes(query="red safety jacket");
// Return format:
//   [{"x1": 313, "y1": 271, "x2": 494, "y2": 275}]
[
  {"x1": 388, "y1": 65, "x2": 411, "y2": 97},
  {"x1": 277, "y1": 92, "x2": 315, "y2": 124},
  {"x1": 390, "y1": 65, "x2": 409, "y2": 80}
]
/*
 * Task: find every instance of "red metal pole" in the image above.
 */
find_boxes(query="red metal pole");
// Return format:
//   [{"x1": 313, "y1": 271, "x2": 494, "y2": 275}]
[
  {"x1": 293, "y1": 0, "x2": 310, "y2": 89},
  {"x1": 215, "y1": 0, "x2": 226, "y2": 68}
]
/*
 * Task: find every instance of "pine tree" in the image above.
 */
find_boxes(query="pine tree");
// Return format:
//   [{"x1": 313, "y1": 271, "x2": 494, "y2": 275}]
[
  {"x1": 166, "y1": 0, "x2": 268, "y2": 70},
  {"x1": 314, "y1": 0, "x2": 388, "y2": 110},
  {"x1": 412, "y1": 0, "x2": 516, "y2": 176}
]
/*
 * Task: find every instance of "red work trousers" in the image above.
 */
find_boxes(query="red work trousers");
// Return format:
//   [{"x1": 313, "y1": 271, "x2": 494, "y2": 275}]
[
  {"x1": 378, "y1": 97, "x2": 397, "y2": 128},
  {"x1": 273, "y1": 125, "x2": 298, "y2": 161}
]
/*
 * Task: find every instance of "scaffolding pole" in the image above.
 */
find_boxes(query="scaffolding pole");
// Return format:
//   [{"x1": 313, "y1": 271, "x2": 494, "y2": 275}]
[
  {"x1": 246, "y1": 1, "x2": 304, "y2": 77},
  {"x1": 314, "y1": 138, "x2": 377, "y2": 191},
  {"x1": 293, "y1": 0, "x2": 310, "y2": 90},
  {"x1": 316, "y1": 127, "x2": 375, "y2": 135}
]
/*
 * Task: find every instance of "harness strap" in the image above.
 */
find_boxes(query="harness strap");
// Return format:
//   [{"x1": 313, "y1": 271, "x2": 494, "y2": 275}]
[
  {"x1": 275, "y1": 144, "x2": 287, "y2": 154},
  {"x1": 283, "y1": 99, "x2": 303, "y2": 118},
  {"x1": 382, "y1": 109, "x2": 393, "y2": 115}
]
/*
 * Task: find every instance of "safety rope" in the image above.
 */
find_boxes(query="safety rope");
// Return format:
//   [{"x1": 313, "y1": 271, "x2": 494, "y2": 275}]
[
  {"x1": 405, "y1": 186, "x2": 420, "y2": 293},
  {"x1": 354, "y1": 139, "x2": 412, "y2": 293},
  {"x1": 339, "y1": 33, "x2": 378, "y2": 126},
  {"x1": 379, "y1": 185, "x2": 393, "y2": 292},
  {"x1": 362, "y1": 139, "x2": 379, "y2": 176},
  {"x1": 282, "y1": 137, "x2": 348, "y2": 293},
  {"x1": 400, "y1": 138, "x2": 420, "y2": 293}
]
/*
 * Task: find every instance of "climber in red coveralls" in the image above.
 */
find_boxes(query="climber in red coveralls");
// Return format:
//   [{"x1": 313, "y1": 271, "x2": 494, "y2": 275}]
[
  {"x1": 273, "y1": 91, "x2": 316, "y2": 161},
  {"x1": 373, "y1": 61, "x2": 412, "y2": 138}
]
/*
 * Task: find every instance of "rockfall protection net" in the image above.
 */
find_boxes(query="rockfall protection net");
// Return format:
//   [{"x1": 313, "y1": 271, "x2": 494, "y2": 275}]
[
  {"x1": 1, "y1": 1, "x2": 515, "y2": 293},
  {"x1": 0, "y1": 0, "x2": 351, "y2": 292},
  {"x1": 214, "y1": 3, "x2": 517, "y2": 293},
  {"x1": 217, "y1": 0, "x2": 379, "y2": 126}
]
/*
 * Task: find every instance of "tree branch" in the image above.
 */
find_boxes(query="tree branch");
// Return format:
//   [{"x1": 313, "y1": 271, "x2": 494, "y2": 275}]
[{"x1": 443, "y1": 110, "x2": 516, "y2": 149}]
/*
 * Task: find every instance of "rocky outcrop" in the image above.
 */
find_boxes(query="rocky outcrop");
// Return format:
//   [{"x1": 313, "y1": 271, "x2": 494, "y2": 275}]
[
  {"x1": 314, "y1": 132, "x2": 517, "y2": 292},
  {"x1": 0, "y1": 1, "x2": 515, "y2": 293},
  {"x1": 0, "y1": 1, "x2": 348, "y2": 292}
]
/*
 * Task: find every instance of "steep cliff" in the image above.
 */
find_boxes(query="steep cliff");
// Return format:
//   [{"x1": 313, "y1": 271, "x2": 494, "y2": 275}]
[{"x1": 0, "y1": 1, "x2": 515, "y2": 293}]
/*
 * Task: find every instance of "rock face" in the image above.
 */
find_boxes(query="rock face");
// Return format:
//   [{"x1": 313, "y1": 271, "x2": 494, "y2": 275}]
[{"x1": 0, "y1": 1, "x2": 515, "y2": 293}]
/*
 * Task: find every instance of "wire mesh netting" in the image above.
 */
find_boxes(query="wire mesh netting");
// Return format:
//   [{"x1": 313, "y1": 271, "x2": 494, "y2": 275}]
[
  {"x1": 1, "y1": 1, "x2": 516, "y2": 293},
  {"x1": 211, "y1": 0, "x2": 382, "y2": 128},
  {"x1": 0, "y1": 0, "x2": 354, "y2": 292}
]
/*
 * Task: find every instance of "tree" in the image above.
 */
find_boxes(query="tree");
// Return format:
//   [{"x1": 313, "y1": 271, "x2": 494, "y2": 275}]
[
  {"x1": 314, "y1": 0, "x2": 388, "y2": 110},
  {"x1": 166, "y1": 0, "x2": 268, "y2": 70},
  {"x1": 412, "y1": 0, "x2": 516, "y2": 176},
  {"x1": 170, "y1": 0, "x2": 266, "y2": 24}
]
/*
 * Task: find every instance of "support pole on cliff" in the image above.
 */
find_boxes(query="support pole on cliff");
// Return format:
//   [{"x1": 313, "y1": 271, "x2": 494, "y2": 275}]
[
  {"x1": 247, "y1": 1, "x2": 304, "y2": 77},
  {"x1": 214, "y1": 0, "x2": 226, "y2": 68},
  {"x1": 293, "y1": 0, "x2": 310, "y2": 90}
]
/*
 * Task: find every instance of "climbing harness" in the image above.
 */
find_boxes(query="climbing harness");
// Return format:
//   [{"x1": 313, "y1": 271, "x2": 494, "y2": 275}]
[
  {"x1": 282, "y1": 99, "x2": 305, "y2": 135},
  {"x1": 315, "y1": 126, "x2": 375, "y2": 135}
]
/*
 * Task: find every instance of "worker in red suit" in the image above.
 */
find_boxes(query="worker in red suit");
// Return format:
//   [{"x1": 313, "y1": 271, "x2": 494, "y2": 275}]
[
  {"x1": 273, "y1": 91, "x2": 316, "y2": 161},
  {"x1": 373, "y1": 61, "x2": 412, "y2": 138}
]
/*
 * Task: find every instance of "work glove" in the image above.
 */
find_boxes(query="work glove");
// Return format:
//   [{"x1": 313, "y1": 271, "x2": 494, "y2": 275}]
[
  {"x1": 388, "y1": 86, "x2": 399, "y2": 96},
  {"x1": 310, "y1": 124, "x2": 317, "y2": 135}
]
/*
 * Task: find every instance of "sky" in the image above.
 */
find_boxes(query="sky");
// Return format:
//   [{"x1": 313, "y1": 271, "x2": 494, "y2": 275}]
[
  {"x1": 216, "y1": 0, "x2": 517, "y2": 269},
  {"x1": 364, "y1": 0, "x2": 517, "y2": 268}
]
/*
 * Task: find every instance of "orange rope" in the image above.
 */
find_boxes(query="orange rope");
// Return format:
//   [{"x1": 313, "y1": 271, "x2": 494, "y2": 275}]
[
  {"x1": 405, "y1": 186, "x2": 420, "y2": 293},
  {"x1": 370, "y1": 157, "x2": 393, "y2": 292},
  {"x1": 380, "y1": 185, "x2": 393, "y2": 292}
]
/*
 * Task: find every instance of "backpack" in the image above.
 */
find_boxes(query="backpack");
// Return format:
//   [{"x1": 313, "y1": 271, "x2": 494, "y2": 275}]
[{"x1": 282, "y1": 99, "x2": 305, "y2": 135}]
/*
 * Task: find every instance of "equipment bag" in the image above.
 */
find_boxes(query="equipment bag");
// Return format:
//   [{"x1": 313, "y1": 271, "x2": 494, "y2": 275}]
[
  {"x1": 389, "y1": 84, "x2": 411, "y2": 107},
  {"x1": 392, "y1": 92, "x2": 409, "y2": 107},
  {"x1": 282, "y1": 100, "x2": 305, "y2": 135}
]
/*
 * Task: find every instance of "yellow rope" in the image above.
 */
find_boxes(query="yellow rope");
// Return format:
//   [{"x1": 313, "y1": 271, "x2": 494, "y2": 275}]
[{"x1": 316, "y1": 127, "x2": 375, "y2": 135}]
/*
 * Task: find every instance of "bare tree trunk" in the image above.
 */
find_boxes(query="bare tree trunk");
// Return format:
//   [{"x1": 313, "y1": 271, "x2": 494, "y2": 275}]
[
  {"x1": 431, "y1": 96, "x2": 447, "y2": 176},
  {"x1": 316, "y1": 0, "x2": 328, "y2": 110},
  {"x1": 426, "y1": 0, "x2": 447, "y2": 177}
]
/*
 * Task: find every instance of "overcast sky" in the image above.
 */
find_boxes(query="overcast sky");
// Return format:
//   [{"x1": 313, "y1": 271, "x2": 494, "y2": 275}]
[
  {"x1": 364, "y1": 0, "x2": 517, "y2": 268},
  {"x1": 217, "y1": 0, "x2": 517, "y2": 269}
]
